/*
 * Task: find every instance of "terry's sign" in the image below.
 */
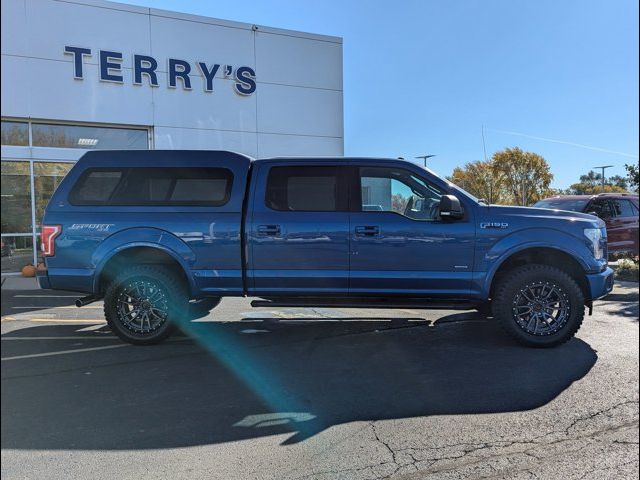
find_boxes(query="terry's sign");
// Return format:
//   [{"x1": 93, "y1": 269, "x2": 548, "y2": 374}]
[{"x1": 64, "y1": 46, "x2": 257, "y2": 95}]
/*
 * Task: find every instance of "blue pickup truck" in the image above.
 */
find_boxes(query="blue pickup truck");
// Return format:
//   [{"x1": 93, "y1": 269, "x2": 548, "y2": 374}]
[{"x1": 38, "y1": 150, "x2": 614, "y2": 347}]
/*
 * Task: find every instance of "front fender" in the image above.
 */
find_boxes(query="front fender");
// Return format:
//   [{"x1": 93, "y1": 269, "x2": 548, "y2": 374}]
[
  {"x1": 91, "y1": 227, "x2": 197, "y2": 294},
  {"x1": 479, "y1": 228, "x2": 594, "y2": 297}
]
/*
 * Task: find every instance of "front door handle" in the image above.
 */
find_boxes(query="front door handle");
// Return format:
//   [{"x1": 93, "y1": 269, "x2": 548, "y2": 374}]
[
  {"x1": 355, "y1": 225, "x2": 380, "y2": 236},
  {"x1": 257, "y1": 224, "x2": 281, "y2": 236}
]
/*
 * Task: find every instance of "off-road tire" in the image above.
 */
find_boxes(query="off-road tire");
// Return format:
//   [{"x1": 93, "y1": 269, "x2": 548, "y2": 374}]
[
  {"x1": 104, "y1": 265, "x2": 188, "y2": 345},
  {"x1": 493, "y1": 264, "x2": 585, "y2": 348}
]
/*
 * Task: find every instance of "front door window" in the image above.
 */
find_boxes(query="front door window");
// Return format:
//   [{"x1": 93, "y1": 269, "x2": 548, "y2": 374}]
[{"x1": 360, "y1": 167, "x2": 443, "y2": 221}]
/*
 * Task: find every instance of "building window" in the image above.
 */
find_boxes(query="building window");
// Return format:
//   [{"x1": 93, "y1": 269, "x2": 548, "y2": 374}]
[
  {"x1": 1, "y1": 236, "x2": 34, "y2": 274},
  {"x1": 31, "y1": 123, "x2": 148, "y2": 149},
  {"x1": 34, "y1": 162, "x2": 75, "y2": 227},
  {"x1": 1, "y1": 121, "x2": 29, "y2": 146},
  {"x1": 1, "y1": 118, "x2": 151, "y2": 272},
  {"x1": 1, "y1": 161, "x2": 32, "y2": 233},
  {"x1": 1, "y1": 161, "x2": 34, "y2": 273}
]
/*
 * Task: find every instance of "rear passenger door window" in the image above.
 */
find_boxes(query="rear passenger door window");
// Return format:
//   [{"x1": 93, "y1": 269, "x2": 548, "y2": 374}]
[
  {"x1": 250, "y1": 164, "x2": 352, "y2": 294},
  {"x1": 70, "y1": 167, "x2": 233, "y2": 206},
  {"x1": 265, "y1": 166, "x2": 349, "y2": 212},
  {"x1": 610, "y1": 199, "x2": 636, "y2": 218}
]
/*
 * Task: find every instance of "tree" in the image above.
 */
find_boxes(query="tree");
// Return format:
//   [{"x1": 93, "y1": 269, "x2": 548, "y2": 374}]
[
  {"x1": 625, "y1": 163, "x2": 639, "y2": 191},
  {"x1": 568, "y1": 170, "x2": 629, "y2": 194},
  {"x1": 491, "y1": 147, "x2": 554, "y2": 206},
  {"x1": 608, "y1": 175, "x2": 629, "y2": 190},
  {"x1": 448, "y1": 160, "x2": 507, "y2": 204}
]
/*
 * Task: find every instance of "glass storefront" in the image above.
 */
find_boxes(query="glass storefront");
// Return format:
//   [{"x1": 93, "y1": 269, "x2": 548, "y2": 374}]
[
  {"x1": 1, "y1": 121, "x2": 29, "y2": 146},
  {"x1": 33, "y1": 162, "x2": 75, "y2": 227},
  {"x1": 32, "y1": 123, "x2": 148, "y2": 150},
  {"x1": 1, "y1": 119, "x2": 150, "y2": 272},
  {"x1": 1, "y1": 161, "x2": 32, "y2": 233}
]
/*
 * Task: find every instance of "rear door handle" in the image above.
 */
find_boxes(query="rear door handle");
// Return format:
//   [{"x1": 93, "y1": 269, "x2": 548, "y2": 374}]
[
  {"x1": 257, "y1": 224, "x2": 281, "y2": 236},
  {"x1": 355, "y1": 225, "x2": 380, "y2": 236}
]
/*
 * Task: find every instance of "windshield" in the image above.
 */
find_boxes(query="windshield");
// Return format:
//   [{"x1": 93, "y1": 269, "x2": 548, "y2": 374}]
[
  {"x1": 422, "y1": 166, "x2": 484, "y2": 204},
  {"x1": 532, "y1": 198, "x2": 589, "y2": 212}
]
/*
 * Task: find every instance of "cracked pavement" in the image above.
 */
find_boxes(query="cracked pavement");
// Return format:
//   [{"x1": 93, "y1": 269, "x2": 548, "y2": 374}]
[{"x1": 1, "y1": 281, "x2": 638, "y2": 479}]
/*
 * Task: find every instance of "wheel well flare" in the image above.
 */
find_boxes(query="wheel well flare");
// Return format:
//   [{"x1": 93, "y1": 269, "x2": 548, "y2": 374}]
[{"x1": 491, "y1": 248, "x2": 589, "y2": 300}]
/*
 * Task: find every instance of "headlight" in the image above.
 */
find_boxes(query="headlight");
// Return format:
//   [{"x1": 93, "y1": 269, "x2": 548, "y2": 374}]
[{"x1": 584, "y1": 228, "x2": 604, "y2": 259}]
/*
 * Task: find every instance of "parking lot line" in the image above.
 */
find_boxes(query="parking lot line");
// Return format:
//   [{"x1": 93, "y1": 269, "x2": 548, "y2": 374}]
[
  {"x1": 2, "y1": 336, "x2": 117, "y2": 340},
  {"x1": 12, "y1": 306, "x2": 103, "y2": 309},
  {"x1": 1, "y1": 344, "x2": 129, "y2": 361},
  {"x1": 13, "y1": 295, "x2": 80, "y2": 298},
  {"x1": 76, "y1": 324, "x2": 108, "y2": 332},
  {"x1": 23, "y1": 319, "x2": 106, "y2": 324}
]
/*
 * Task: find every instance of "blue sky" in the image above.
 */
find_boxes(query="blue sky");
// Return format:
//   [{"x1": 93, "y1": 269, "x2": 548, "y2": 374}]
[{"x1": 129, "y1": 0, "x2": 638, "y2": 189}]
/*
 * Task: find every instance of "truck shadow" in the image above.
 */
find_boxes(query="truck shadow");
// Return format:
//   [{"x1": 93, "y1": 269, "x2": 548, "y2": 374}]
[
  {"x1": 1, "y1": 314, "x2": 597, "y2": 450},
  {"x1": 0, "y1": 287, "x2": 79, "y2": 316}
]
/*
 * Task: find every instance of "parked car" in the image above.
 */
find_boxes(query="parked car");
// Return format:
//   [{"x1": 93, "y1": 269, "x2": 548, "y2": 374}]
[
  {"x1": 533, "y1": 193, "x2": 639, "y2": 257},
  {"x1": 38, "y1": 151, "x2": 613, "y2": 348}
]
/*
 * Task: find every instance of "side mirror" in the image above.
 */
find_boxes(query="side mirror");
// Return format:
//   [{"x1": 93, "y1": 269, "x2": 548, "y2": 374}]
[{"x1": 439, "y1": 194, "x2": 464, "y2": 220}]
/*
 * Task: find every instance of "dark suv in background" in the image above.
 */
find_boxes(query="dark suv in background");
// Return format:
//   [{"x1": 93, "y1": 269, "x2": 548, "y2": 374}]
[{"x1": 534, "y1": 193, "x2": 639, "y2": 257}]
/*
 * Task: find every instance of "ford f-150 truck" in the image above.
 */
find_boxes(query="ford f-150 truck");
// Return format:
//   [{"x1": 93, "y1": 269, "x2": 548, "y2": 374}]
[{"x1": 38, "y1": 150, "x2": 614, "y2": 347}]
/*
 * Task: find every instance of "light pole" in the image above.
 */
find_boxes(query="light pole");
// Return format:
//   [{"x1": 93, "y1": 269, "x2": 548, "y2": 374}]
[
  {"x1": 593, "y1": 165, "x2": 614, "y2": 192},
  {"x1": 415, "y1": 154, "x2": 436, "y2": 167}
]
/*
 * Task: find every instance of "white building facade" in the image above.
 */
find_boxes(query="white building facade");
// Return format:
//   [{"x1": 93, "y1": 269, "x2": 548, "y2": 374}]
[{"x1": 1, "y1": 0, "x2": 343, "y2": 272}]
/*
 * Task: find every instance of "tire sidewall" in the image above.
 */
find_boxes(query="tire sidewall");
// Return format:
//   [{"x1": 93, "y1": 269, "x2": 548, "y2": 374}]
[{"x1": 494, "y1": 265, "x2": 585, "y2": 347}]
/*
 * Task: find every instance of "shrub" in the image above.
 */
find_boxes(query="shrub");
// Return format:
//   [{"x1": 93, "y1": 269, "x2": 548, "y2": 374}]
[{"x1": 615, "y1": 257, "x2": 639, "y2": 282}]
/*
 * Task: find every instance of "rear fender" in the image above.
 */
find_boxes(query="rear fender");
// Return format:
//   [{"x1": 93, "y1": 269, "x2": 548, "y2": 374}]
[{"x1": 91, "y1": 227, "x2": 196, "y2": 294}]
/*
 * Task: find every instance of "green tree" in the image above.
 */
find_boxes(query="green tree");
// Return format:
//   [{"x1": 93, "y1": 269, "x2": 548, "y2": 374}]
[
  {"x1": 608, "y1": 175, "x2": 629, "y2": 190},
  {"x1": 568, "y1": 170, "x2": 629, "y2": 194},
  {"x1": 625, "y1": 163, "x2": 639, "y2": 191},
  {"x1": 448, "y1": 160, "x2": 507, "y2": 204},
  {"x1": 491, "y1": 147, "x2": 554, "y2": 206}
]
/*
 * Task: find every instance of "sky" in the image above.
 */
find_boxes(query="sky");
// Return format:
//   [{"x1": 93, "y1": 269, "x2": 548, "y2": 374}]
[{"x1": 126, "y1": 0, "x2": 638, "y2": 189}]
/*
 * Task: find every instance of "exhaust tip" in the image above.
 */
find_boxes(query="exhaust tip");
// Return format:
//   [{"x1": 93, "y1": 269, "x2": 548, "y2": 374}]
[{"x1": 75, "y1": 295, "x2": 102, "y2": 307}]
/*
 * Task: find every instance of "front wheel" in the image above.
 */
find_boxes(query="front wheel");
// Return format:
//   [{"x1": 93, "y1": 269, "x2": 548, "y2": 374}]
[
  {"x1": 493, "y1": 264, "x2": 585, "y2": 348},
  {"x1": 104, "y1": 265, "x2": 188, "y2": 345}
]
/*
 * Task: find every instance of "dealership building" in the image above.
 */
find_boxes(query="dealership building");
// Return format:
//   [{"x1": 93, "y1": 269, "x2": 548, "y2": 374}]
[{"x1": 1, "y1": 0, "x2": 344, "y2": 272}]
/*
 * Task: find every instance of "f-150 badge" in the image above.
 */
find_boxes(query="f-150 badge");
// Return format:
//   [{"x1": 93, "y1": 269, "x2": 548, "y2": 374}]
[{"x1": 480, "y1": 222, "x2": 509, "y2": 229}]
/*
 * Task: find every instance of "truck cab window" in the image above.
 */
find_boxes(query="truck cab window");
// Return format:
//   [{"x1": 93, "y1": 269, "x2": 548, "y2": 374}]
[{"x1": 359, "y1": 167, "x2": 443, "y2": 221}]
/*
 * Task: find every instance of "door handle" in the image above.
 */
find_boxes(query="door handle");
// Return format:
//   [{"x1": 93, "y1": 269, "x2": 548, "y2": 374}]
[
  {"x1": 355, "y1": 225, "x2": 380, "y2": 236},
  {"x1": 257, "y1": 224, "x2": 281, "y2": 236}
]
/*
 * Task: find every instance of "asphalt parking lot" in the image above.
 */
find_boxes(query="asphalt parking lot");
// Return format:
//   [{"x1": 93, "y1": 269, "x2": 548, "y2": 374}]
[{"x1": 1, "y1": 279, "x2": 638, "y2": 480}]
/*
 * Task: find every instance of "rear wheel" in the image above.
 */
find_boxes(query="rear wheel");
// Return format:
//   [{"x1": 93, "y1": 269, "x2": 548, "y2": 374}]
[
  {"x1": 104, "y1": 265, "x2": 188, "y2": 345},
  {"x1": 493, "y1": 264, "x2": 585, "y2": 347}
]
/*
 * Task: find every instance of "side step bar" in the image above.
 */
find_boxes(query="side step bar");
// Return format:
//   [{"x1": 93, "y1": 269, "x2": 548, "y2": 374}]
[{"x1": 250, "y1": 298, "x2": 477, "y2": 310}]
